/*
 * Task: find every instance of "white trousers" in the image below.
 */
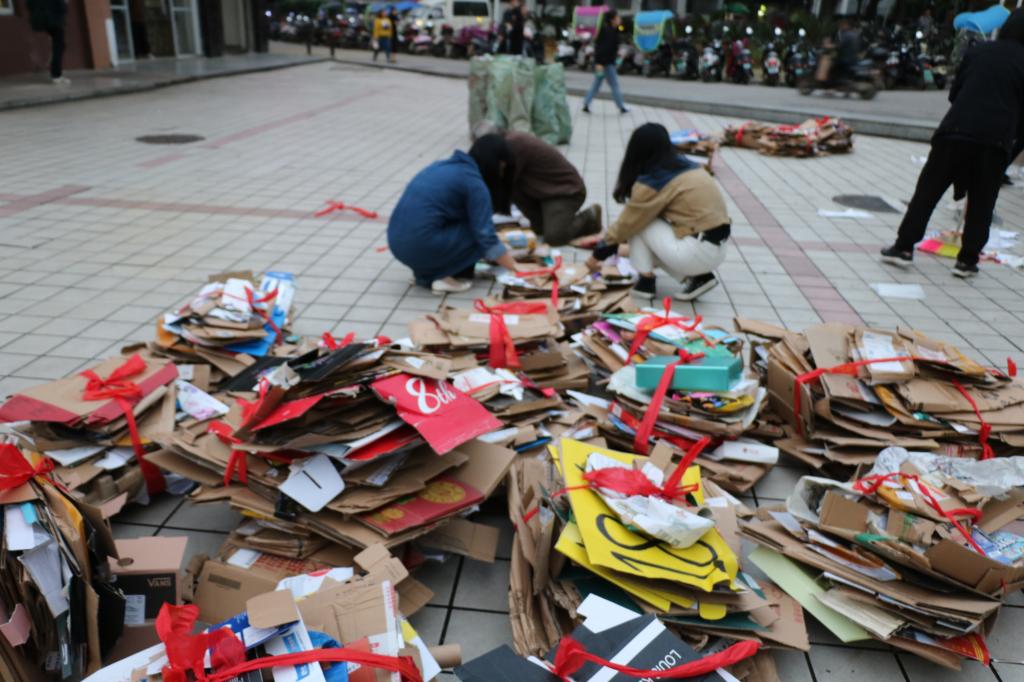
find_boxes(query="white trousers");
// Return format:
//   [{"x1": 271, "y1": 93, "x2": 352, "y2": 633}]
[{"x1": 628, "y1": 218, "x2": 727, "y2": 280}]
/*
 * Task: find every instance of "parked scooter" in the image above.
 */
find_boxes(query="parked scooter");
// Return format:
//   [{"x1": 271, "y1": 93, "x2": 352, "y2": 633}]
[
  {"x1": 699, "y1": 34, "x2": 725, "y2": 81},
  {"x1": 633, "y1": 10, "x2": 675, "y2": 78},
  {"x1": 673, "y1": 24, "x2": 699, "y2": 80},
  {"x1": 727, "y1": 26, "x2": 754, "y2": 84},
  {"x1": 762, "y1": 26, "x2": 783, "y2": 85},
  {"x1": 784, "y1": 27, "x2": 810, "y2": 87}
]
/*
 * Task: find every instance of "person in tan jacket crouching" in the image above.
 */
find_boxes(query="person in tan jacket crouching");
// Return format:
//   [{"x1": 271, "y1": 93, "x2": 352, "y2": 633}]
[{"x1": 585, "y1": 123, "x2": 731, "y2": 302}]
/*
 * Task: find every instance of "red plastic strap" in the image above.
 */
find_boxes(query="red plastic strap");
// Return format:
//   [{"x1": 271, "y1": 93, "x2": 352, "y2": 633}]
[
  {"x1": 627, "y1": 297, "x2": 708, "y2": 360},
  {"x1": 853, "y1": 472, "x2": 985, "y2": 554},
  {"x1": 951, "y1": 380, "x2": 995, "y2": 460},
  {"x1": 155, "y1": 602, "x2": 422, "y2": 682},
  {"x1": 1009, "y1": 357, "x2": 1018, "y2": 378},
  {"x1": 322, "y1": 331, "x2": 355, "y2": 350},
  {"x1": 0, "y1": 445, "x2": 57, "y2": 491},
  {"x1": 314, "y1": 200, "x2": 380, "y2": 219},
  {"x1": 549, "y1": 635, "x2": 759, "y2": 681},
  {"x1": 208, "y1": 420, "x2": 248, "y2": 487},
  {"x1": 516, "y1": 256, "x2": 563, "y2": 310},
  {"x1": 473, "y1": 299, "x2": 548, "y2": 369},
  {"x1": 80, "y1": 355, "x2": 165, "y2": 495},
  {"x1": 247, "y1": 287, "x2": 282, "y2": 346},
  {"x1": 632, "y1": 349, "x2": 705, "y2": 455},
  {"x1": 792, "y1": 356, "x2": 916, "y2": 437}
]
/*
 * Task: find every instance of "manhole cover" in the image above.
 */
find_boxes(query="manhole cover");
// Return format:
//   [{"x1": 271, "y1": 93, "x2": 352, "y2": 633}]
[
  {"x1": 135, "y1": 134, "x2": 205, "y2": 145},
  {"x1": 832, "y1": 194, "x2": 900, "y2": 213}
]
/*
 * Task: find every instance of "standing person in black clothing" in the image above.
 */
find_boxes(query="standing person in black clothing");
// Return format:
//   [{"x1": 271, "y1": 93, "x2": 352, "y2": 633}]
[
  {"x1": 582, "y1": 9, "x2": 628, "y2": 114},
  {"x1": 881, "y1": 9, "x2": 1024, "y2": 278},
  {"x1": 26, "y1": 0, "x2": 69, "y2": 85},
  {"x1": 502, "y1": 0, "x2": 526, "y2": 55}
]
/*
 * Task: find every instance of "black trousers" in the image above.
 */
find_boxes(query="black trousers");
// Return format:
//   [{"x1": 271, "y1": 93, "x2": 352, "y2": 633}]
[
  {"x1": 47, "y1": 26, "x2": 65, "y2": 78},
  {"x1": 895, "y1": 139, "x2": 1007, "y2": 266}
]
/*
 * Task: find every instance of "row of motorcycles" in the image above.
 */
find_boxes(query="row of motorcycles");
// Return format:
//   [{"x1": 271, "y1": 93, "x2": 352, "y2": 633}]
[{"x1": 559, "y1": 12, "x2": 951, "y2": 99}]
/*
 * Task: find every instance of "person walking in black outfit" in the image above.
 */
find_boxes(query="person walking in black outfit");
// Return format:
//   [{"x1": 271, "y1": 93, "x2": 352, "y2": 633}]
[
  {"x1": 582, "y1": 9, "x2": 628, "y2": 114},
  {"x1": 27, "y1": 0, "x2": 69, "y2": 85},
  {"x1": 881, "y1": 10, "x2": 1024, "y2": 277},
  {"x1": 502, "y1": 0, "x2": 525, "y2": 55}
]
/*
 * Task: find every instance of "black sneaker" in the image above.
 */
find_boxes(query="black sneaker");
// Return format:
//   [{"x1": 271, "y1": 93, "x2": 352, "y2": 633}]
[
  {"x1": 619, "y1": 107, "x2": 630, "y2": 114},
  {"x1": 1003, "y1": 174, "x2": 1014, "y2": 187},
  {"x1": 582, "y1": 105, "x2": 591, "y2": 114},
  {"x1": 880, "y1": 244, "x2": 913, "y2": 266},
  {"x1": 633, "y1": 274, "x2": 656, "y2": 301},
  {"x1": 674, "y1": 273, "x2": 718, "y2": 301},
  {"x1": 953, "y1": 261, "x2": 979, "y2": 278}
]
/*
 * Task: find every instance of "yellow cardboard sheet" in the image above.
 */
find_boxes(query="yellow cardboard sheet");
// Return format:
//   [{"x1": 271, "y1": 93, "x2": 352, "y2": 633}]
[
  {"x1": 556, "y1": 521, "x2": 677, "y2": 611},
  {"x1": 554, "y1": 439, "x2": 738, "y2": 592}
]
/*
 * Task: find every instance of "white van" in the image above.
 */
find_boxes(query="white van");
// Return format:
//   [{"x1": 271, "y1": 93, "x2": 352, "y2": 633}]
[{"x1": 405, "y1": 0, "x2": 491, "y2": 32}]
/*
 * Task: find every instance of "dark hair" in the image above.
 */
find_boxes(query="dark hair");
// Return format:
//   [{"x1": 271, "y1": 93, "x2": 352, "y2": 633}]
[
  {"x1": 999, "y1": 9, "x2": 1024, "y2": 45},
  {"x1": 469, "y1": 134, "x2": 515, "y2": 215},
  {"x1": 603, "y1": 8, "x2": 618, "y2": 27},
  {"x1": 613, "y1": 123, "x2": 679, "y2": 203}
]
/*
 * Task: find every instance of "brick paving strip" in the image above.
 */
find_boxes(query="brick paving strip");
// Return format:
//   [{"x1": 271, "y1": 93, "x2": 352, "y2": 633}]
[{"x1": 674, "y1": 111, "x2": 864, "y2": 325}]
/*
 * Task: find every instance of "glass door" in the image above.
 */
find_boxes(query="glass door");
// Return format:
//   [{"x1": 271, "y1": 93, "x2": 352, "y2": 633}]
[
  {"x1": 170, "y1": 0, "x2": 203, "y2": 55},
  {"x1": 110, "y1": 0, "x2": 135, "y2": 61}
]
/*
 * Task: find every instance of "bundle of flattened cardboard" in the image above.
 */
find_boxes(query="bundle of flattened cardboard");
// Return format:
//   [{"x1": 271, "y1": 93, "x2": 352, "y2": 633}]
[
  {"x1": 721, "y1": 117, "x2": 853, "y2": 157},
  {"x1": 151, "y1": 270, "x2": 298, "y2": 383},
  {"x1": 740, "y1": 319, "x2": 1024, "y2": 471},
  {"x1": 153, "y1": 339, "x2": 516, "y2": 553},
  {"x1": 0, "y1": 349, "x2": 180, "y2": 514},
  {"x1": 84, "y1": 540, "x2": 459, "y2": 681},
  {"x1": 742, "y1": 447, "x2": 1024, "y2": 669},
  {"x1": 573, "y1": 307, "x2": 781, "y2": 494},
  {"x1": 504, "y1": 436, "x2": 807, "y2": 680},
  {"x1": 0, "y1": 446, "x2": 124, "y2": 681}
]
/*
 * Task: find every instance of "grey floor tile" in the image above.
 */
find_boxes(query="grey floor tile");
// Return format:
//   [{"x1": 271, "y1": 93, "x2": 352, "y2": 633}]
[
  {"x1": 111, "y1": 522, "x2": 159, "y2": 540},
  {"x1": 994, "y1": 662, "x2": 1024, "y2": 681},
  {"x1": 984, "y1": 605, "x2": 1024, "y2": 663},
  {"x1": 442, "y1": 609, "x2": 514, "y2": 661},
  {"x1": 115, "y1": 491, "x2": 184, "y2": 526},
  {"x1": 898, "y1": 655, "x2": 996, "y2": 681},
  {"x1": 415, "y1": 558, "x2": 461, "y2": 606},
  {"x1": 772, "y1": 649, "x2": 814, "y2": 682},
  {"x1": 408, "y1": 605, "x2": 448, "y2": 646},
  {"x1": 164, "y1": 500, "x2": 243, "y2": 532},
  {"x1": 808, "y1": 646, "x2": 905, "y2": 681},
  {"x1": 452, "y1": 559, "x2": 510, "y2": 612}
]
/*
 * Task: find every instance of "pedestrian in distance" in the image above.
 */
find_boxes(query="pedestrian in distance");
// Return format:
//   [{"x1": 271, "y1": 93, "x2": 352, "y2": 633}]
[
  {"x1": 582, "y1": 9, "x2": 628, "y2": 114},
  {"x1": 881, "y1": 9, "x2": 1024, "y2": 278},
  {"x1": 388, "y1": 6, "x2": 401, "y2": 58},
  {"x1": 372, "y1": 9, "x2": 394, "y2": 63},
  {"x1": 26, "y1": 0, "x2": 69, "y2": 85},
  {"x1": 472, "y1": 122, "x2": 603, "y2": 246},
  {"x1": 586, "y1": 123, "x2": 731, "y2": 302},
  {"x1": 502, "y1": 0, "x2": 526, "y2": 55},
  {"x1": 388, "y1": 134, "x2": 519, "y2": 294}
]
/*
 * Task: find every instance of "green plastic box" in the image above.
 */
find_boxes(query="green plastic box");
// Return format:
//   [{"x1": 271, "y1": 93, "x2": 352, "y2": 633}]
[{"x1": 635, "y1": 354, "x2": 742, "y2": 392}]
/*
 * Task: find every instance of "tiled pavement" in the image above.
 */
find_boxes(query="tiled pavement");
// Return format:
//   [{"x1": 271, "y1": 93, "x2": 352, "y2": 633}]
[{"x1": 4, "y1": 61, "x2": 1024, "y2": 680}]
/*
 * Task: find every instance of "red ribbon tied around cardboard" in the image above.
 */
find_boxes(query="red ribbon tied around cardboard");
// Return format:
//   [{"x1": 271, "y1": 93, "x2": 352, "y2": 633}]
[
  {"x1": 853, "y1": 471, "x2": 986, "y2": 555},
  {"x1": 632, "y1": 348, "x2": 706, "y2": 455},
  {"x1": 473, "y1": 299, "x2": 549, "y2": 369},
  {"x1": 515, "y1": 256, "x2": 563, "y2": 310},
  {"x1": 79, "y1": 354, "x2": 166, "y2": 495},
  {"x1": 627, "y1": 297, "x2": 709, "y2": 359},
  {"x1": 0, "y1": 445, "x2": 56, "y2": 491},
  {"x1": 155, "y1": 602, "x2": 423, "y2": 682},
  {"x1": 547, "y1": 634, "x2": 759, "y2": 681},
  {"x1": 207, "y1": 421, "x2": 248, "y2": 488}
]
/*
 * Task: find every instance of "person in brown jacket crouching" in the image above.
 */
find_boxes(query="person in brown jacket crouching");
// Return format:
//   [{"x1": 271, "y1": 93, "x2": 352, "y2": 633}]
[
  {"x1": 586, "y1": 123, "x2": 731, "y2": 302},
  {"x1": 474, "y1": 123, "x2": 603, "y2": 246}
]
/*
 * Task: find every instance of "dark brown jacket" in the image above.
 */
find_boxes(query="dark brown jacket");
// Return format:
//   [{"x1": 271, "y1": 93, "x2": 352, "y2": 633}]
[{"x1": 506, "y1": 132, "x2": 586, "y2": 205}]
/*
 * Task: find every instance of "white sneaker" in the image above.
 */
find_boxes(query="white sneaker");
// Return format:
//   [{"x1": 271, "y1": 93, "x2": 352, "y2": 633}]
[
  {"x1": 431, "y1": 277, "x2": 472, "y2": 294},
  {"x1": 52, "y1": 76, "x2": 71, "y2": 86}
]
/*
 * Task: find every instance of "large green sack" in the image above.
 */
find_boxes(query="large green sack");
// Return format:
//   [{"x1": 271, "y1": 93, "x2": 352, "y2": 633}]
[
  {"x1": 489, "y1": 56, "x2": 535, "y2": 133},
  {"x1": 468, "y1": 57, "x2": 492, "y2": 132},
  {"x1": 532, "y1": 63, "x2": 573, "y2": 145}
]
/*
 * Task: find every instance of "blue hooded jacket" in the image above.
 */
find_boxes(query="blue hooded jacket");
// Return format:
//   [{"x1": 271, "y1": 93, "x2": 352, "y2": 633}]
[{"x1": 388, "y1": 151, "x2": 507, "y2": 287}]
